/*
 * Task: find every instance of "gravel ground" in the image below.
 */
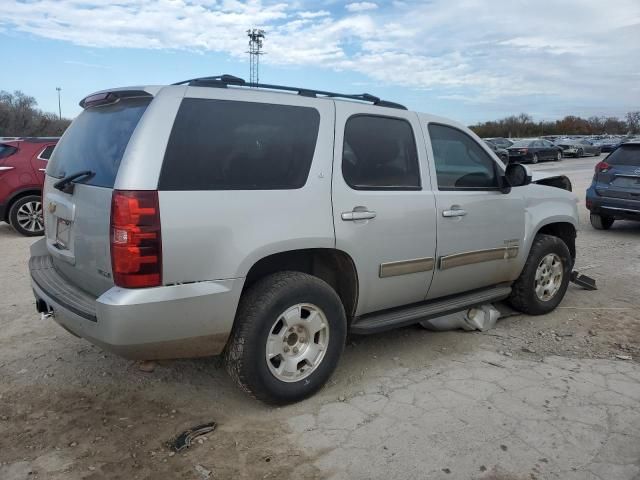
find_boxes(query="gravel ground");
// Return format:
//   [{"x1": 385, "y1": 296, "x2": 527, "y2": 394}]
[{"x1": 0, "y1": 155, "x2": 638, "y2": 479}]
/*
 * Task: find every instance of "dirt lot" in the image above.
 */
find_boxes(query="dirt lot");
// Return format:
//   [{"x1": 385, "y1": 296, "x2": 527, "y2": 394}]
[{"x1": 1, "y1": 155, "x2": 639, "y2": 479}]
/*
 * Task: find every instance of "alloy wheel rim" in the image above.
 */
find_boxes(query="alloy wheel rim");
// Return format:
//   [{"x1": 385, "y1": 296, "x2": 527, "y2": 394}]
[
  {"x1": 265, "y1": 303, "x2": 330, "y2": 383},
  {"x1": 16, "y1": 201, "x2": 44, "y2": 233},
  {"x1": 534, "y1": 253, "x2": 563, "y2": 302}
]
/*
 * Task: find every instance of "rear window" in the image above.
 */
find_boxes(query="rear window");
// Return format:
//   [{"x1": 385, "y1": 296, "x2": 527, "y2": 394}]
[
  {"x1": 159, "y1": 98, "x2": 320, "y2": 190},
  {"x1": 0, "y1": 144, "x2": 17, "y2": 159},
  {"x1": 510, "y1": 140, "x2": 531, "y2": 147},
  {"x1": 47, "y1": 97, "x2": 151, "y2": 188},
  {"x1": 607, "y1": 144, "x2": 640, "y2": 166}
]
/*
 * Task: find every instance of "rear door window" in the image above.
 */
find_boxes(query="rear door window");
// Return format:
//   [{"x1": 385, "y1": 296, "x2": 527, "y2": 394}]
[
  {"x1": 342, "y1": 115, "x2": 420, "y2": 190},
  {"x1": 47, "y1": 97, "x2": 151, "y2": 188},
  {"x1": 159, "y1": 99, "x2": 320, "y2": 190},
  {"x1": 606, "y1": 145, "x2": 640, "y2": 166}
]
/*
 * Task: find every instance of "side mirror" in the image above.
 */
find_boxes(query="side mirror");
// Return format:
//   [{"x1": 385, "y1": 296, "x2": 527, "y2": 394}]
[{"x1": 505, "y1": 163, "x2": 532, "y2": 188}]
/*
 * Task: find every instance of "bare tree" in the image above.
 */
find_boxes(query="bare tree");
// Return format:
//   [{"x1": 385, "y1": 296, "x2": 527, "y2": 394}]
[{"x1": 0, "y1": 90, "x2": 71, "y2": 137}]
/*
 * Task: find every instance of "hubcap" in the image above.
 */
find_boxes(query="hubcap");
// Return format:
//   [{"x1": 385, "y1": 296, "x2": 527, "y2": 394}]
[
  {"x1": 265, "y1": 303, "x2": 329, "y2": 383},
  {"x1": 16, "y1": 201, "x2": 44, "y2": 233},
  {"x1": 534, "y1": 253, "x2": 563, "y2": 302}
]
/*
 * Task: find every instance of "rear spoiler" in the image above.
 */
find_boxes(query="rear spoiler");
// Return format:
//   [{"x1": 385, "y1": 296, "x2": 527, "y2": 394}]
[{"x1": 79, "y1": 90, "x2": 152, "y2": 109}]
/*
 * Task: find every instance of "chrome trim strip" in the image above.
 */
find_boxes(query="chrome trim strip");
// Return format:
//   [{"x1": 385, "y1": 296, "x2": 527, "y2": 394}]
[
  {"x1": 379, "y1": 257, "x2": 435, "y2": 278},
  {"x1": 440, "y1": 246, "x2": 519, "y2": 270},
  {"x1": 0, "y1": 166, "x2": 15, "y2": 171},
  {"x1": 601, "y1": 206, "x2": 640, "y2": 214}
]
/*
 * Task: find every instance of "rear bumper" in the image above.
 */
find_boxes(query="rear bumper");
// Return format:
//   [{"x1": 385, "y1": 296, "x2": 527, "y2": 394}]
[
  {"x1": 29, "y1": 239, "x2": 243, "y2": 360},
  {"x1": 586, "y1": 186, "x2": 640, "y2": 221}
]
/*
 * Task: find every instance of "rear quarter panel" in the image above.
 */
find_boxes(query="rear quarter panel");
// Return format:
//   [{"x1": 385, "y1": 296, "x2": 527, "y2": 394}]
[{"x1": 158, "y1": 89, "x2": 336, "y2": 285}]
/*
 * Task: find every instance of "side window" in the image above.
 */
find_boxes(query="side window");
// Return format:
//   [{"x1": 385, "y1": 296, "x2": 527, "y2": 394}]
[
  {"x1": 160, "y1": 99, "x2": 320, "y2": 190},
  {"x1": 428, "y1": 123, "x2": 499, "y2": 190},
  {"x1": 38, "y1": 145, "x2": 55, "y2": 160},
  {"x1": 342, "y1": 115, "x2": 420, "y2": 190}
]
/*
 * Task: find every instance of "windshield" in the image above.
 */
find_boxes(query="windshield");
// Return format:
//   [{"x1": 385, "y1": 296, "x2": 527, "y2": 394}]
[
  {"x1": 47, "y1": 97, "x2": 151, "y2": 187},
  {"x1": 510, "y1": 140, "x2": 531, "y2": 147}
]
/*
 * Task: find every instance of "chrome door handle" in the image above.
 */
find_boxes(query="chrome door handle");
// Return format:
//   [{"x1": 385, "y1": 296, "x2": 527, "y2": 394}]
[
  {"x1": 442, "y1": 208, "x2": 467, "y2": 218},
  {"x1": 342, "y1": 210, "x2": 377, "y2": 221}
]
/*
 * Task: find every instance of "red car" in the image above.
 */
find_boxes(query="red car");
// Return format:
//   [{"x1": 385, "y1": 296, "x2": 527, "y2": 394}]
[{"x1": 0, "y1": 138, "x2": 58, "y2": 236}]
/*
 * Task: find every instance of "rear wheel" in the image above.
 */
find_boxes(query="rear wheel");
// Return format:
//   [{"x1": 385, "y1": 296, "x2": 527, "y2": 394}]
[
  {"x1": 225, "y1": 271, "x2": 346, "y2": 404},
  {"x1": 577, "y1": 148, "x2": 584, "y2": 157},
  {"x1": 509, "y1": 234, "x2": 572, "y2": 315},
  {"x1": 555, "y1": 151, "x2": 562, "y2": 161},
  {"x1": 590, "y1": 213, "x2": 614, "y2": 230},
  {"x1": 531, "y1": 154, "x2": 539, "y2": 164},
  {"x1": 9, "y1": 195, "x2": 44, "y2": 237}
]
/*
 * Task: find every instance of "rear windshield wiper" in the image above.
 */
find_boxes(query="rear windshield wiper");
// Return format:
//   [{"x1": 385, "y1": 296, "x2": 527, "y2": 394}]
[{"x1": 53, "y1": 170, "x2": 95, "y2": 194}]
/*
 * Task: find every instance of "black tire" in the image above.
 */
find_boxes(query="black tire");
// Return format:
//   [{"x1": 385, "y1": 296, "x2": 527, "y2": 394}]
[
  {"x1": 8, "y1": 194, "x2": 44, "y2": 237},
  {"x1": 225, "y1": 271, "x2": 346, "y2": 405},
  {"x1": 555, "y1": 151, "x2": 562, "y2": 161},
  {"x1": 508, "y1": 234, "x2": 572, "y2": 315},
  {"x1": 531, "y1": 154, "x2": 539, "y2": 164},
  {"x1": 590, "y1": 213, "x2": 614, "y2": 230},
  {"x1": 577, "y1": 149, "x2": 584, "y2": 158}
]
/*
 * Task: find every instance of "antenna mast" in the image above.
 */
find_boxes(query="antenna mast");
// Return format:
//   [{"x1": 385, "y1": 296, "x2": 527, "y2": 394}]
[{"x1": 247, "y1": 28, "x2": 266, "y2": 85}]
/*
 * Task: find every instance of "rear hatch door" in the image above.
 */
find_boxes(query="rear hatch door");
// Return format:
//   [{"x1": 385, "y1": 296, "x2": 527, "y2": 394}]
[
  {"x1": 596, "y1": 144, "x2": 640, "y2": 201},
  {"x1": 43, "y1": 94, "x2": 152, "y2": 296}
]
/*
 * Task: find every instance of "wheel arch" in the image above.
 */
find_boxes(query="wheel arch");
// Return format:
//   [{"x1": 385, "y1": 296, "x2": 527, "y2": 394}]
[
  {"x1": 535, "y1": 221, "x2": 576, "y2": 261},
  {"x1": 241, "y1": 248, "x2": 359, "y2": 321}
]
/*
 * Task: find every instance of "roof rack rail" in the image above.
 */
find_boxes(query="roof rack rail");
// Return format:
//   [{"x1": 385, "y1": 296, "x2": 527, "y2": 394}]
[{"x1": 172, "y1": 74, "x2": 407, "y2": 110}]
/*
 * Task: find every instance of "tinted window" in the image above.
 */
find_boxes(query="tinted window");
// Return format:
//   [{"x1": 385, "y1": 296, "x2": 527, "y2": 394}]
[
  {"x1": 0, "y1": 144, "x2": 17, "y2": 159},
  {"x1": 38, "y1": 145, "x2": 55, "y2": 160},
  {"x1": 511, "y1": 140, "x2": 532, "y2": 148},
  {"x1": 606, "y1": 145, "x2": 640, "y2": 166},
  {"x1": 160, "y1": 99, "x2": 320, "y2": 190},
  {"x1": 429, "y1": 123, "x2": 499, "y2": 190},
  {"x1": 342, "y1": 115, "x2": 420, "y2": 190},
  {"x1": 48, "y1": 97, "x2": 151, "y2": 188}
]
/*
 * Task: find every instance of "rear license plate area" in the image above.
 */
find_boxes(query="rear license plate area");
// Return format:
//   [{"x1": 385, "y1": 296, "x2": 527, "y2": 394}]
[{"x1": 55, "y1": 217, "x2": 72, "y2": 249}]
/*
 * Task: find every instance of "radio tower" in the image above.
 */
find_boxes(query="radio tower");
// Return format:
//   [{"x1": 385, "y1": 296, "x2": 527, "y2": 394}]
[{"x1": 247, "y1": 29, "x2": 265, "y2": 85}]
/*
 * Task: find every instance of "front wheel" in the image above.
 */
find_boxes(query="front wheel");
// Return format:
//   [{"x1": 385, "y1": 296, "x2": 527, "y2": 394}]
[
  {"x1": 577, "y1": 149, "x2": 584, "y2": 157},
  {"x1": 225, "y1": 271, "x2": 346, "y2": 404},
  {"x1": 508, "y1": 234, "x2": 572, "y2": 315},
  {"x1": 9, "y1": 195, "x2": 44, "y2": 236},
  {"x1": 590, "y1": 213, "x2": 614, "y2": 230},
  {"x1": 555, "y1": 151, "x2": 562, "y2": 161}
]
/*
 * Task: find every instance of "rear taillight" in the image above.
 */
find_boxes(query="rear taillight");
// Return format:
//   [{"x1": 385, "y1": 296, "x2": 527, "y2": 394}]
[
  {"x1": 519, "y1": 148, "x2": 528, "y2": 154},
  {"x1": 595, "y1": 161, "x2": 610, "y2": 173},
  {"x1": 110, "y1": 190, "x2": 162, "y2": 288}
]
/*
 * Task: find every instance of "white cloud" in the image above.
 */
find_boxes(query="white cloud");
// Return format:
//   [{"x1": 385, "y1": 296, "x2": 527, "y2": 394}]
[
  {"x1": 345, "y1": 2, "x2": 378, "y2": 12},
  {"x1": 0, "y1": 0, "x2": 639, "y2": 116}
]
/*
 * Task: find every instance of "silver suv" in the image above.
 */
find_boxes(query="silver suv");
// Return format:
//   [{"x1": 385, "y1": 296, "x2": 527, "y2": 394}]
[{"x1": 29, "y1": 75, "x2": 579, "y2": 404}]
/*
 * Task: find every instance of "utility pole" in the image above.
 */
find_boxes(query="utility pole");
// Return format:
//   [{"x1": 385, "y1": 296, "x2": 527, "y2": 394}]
[
  {"x1": 56, "y1": 87, "x2": 62, "y2": 120},
  {"x1": 246, "y1": 29, "x2": 265, "y2": 85}
]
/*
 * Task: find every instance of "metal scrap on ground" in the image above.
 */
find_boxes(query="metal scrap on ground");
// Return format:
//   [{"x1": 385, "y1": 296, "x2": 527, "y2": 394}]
[{"x1": 167, "y1": 422, "x2": 217, "y2": 453}]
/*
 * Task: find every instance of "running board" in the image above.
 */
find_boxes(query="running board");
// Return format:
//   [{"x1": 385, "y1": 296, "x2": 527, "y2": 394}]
[{"x1": 350, "y1": 285, "x2": 512, "y2": 335}]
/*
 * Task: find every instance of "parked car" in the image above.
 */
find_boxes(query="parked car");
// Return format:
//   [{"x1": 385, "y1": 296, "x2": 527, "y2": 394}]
[
  {"x1": 598, "y1": 140, "x2": 621, "y2": 153},
  {"x1": 0, "y1": 138, "x2": 58, "y2": 236},
  {"x1": 586, "y1": 140, "x2": 640, "y2": 229},
  {"x1": 555, "y1": 139, "x2": 601, "y2": 157},
  {"x1": 483, "y1": 137, "x2": 513, "y2": 149},
  {"x1": 483, "y1": 141, "x2": 509, "y2": 164},
  {"x1": 507, "y1": 139, "x2": 563, "y2": 164},
  {"x1": 29, "y1": 75, "x2": 578, "y2": 404}
]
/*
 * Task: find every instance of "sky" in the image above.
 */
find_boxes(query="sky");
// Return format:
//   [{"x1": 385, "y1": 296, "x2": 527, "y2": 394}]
[{"x1": 1, "y1": 0, "x2": 639, "y2": 124}]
